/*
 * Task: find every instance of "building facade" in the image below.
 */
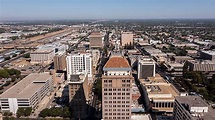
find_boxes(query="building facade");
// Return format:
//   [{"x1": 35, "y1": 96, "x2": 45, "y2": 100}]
[
  {"x1": 121, "y1": 32, "x2": 133, "y2": 47},
  {"x1": 102, "y1": 55, "x2": 134, "y2": 120},
  {"x1": 0, "y1": 73, "x2": 53, "y2": 113},
  {"x1": 30, "y1": 48, "x2": 55, "y2": 65},
  {"x1": 66, "y1": 53, "x2": 92, "y2": 80},
  {"x1": 68, "y1": 73, "x2": 89, "y2": 119},
  {"x1": 54, "y1": 51, "x2": 66, "y2": 71},
  {"x1": 89, "y1": 32, "x2": 103, "y2": 48}
]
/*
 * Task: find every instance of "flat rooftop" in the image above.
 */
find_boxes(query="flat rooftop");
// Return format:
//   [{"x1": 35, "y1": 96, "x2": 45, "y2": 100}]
[
  {"x1": 176, "y1": 96, "x2": 208, "y2": 107},
  {"x1": 0, "y1": 73, "x2": 52, "y2": 99},
  {"x1": 201, "y1": 50, "x2": 215, "y2": 55},
  {"x1": 176, "y1": 96, "x2": 215, "y2": 120},
  {"x1": 145, "y1": 74, "x2": 167, "y2": 83}
]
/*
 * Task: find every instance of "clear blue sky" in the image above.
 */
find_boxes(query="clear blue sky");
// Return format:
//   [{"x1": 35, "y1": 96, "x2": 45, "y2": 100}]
[{"x1": 0, "y1": 0, "x2": 215, "y2": 20}]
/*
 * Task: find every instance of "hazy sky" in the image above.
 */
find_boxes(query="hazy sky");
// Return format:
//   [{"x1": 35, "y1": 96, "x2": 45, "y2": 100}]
[{"x1": 0, "y1": 0, "x2": 215, "y2": 20}]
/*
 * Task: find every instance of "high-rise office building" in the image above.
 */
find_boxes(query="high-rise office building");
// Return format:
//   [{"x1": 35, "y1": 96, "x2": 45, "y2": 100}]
[
  {"x1": 53, "y1": 51, "x2": 66, "y2": 71},
  {"x1": 68, "y1": 73, "x2": 89, "y2": 119},
  {"x1": 121, "y1": 32, "x2": 133, "y2": 47},
  {"x1": 66, "y1": 53, "x2": 92, "y2": 80},
  {"x1": 102, "y1": 55, "x2": 134, "y2": 120},
  {"x1": 138, "y1": 57, "x2": 156, "y2": 79},
  {"x1": 89, "y1": 32, "x2": 103, "y2": 48}
]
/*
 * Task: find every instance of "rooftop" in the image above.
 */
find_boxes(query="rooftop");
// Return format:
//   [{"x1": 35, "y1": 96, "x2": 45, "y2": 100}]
[
  {"x1": 176, "y1": 96, "x2": 208, "y2": 107},
  {"x1": 90, "y1": 32, "x2": 102, "y2": 37},
  {"x1": 0, "y1": 73, "x2": 52, "y2": 98},
  {"x1": 104, "y1": 56, "x2": 130, "y2": 68},
  {"x1": 201, "y1": 50, "x2": 215, "y2": 55}
]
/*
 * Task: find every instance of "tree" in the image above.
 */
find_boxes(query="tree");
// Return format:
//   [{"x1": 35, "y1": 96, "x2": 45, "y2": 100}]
[
  {"x1": 94, "y1": 78, "x2": 102, "y2": 100},
  {"x1": 12, "y1": 54, "x2": 17, "y2": 58},
  {"x1": 16, "y1": 107, "x2": 32, "y2": 118},
  {"x1": 61, "y1": 107, "x2": 71, "y2": 118},
  {"x1": 0, "y1": 69, "x2": 9, "y2": 78},
  {"x1": 4, "y1": 57, "x2": 11, "y2": 60},
  {"x1": 23, "y1": 53, "x2": 30, "y2": 58}
]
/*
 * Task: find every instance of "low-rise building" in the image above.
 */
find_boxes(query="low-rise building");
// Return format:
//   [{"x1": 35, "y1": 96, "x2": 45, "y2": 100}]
[
  {"x1": 139, "y1": 74, "x2": 179, "y2": 113},
  {"x1": 200, "y1": 50, "x2": 215, "y2": 61},
  {"x1": 30, "y1": 48, "x2": 55, "y2": 65},
  {"x1": 173, "y1": 96, "x2": 215, "y2": 120},
  {"x1": 0, "y1": 73, "x2": 53, "y2": 113}
]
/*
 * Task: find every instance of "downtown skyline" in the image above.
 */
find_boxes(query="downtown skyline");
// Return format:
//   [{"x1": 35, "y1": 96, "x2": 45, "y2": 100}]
[{"x1": 0, "y1": 0, "x2": 215, "y2": 21}]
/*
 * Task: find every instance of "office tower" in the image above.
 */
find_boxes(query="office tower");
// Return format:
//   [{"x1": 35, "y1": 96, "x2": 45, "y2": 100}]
[
  {"x1": 89, "y1": 32, "x2": 103, "y2": 48},
  {"x1": 102, "y1": 55, "x2": 134, "y2": 120},
  {"x1": 138, "y1": 57, "x2": 156, "y2": 79},
  {"x1": 53, "y1": 51, "x2": 66, "y2": 71},
  {"x1": 68, "y1": 73, "x2": 89, "y2": 119},
  {"x1": 121, "y1": 32, "x2": 133, "y2": 47},
  {"x1": 173, "y1": 96, "x2": 214, "y2": 120},
  {"x1": 0, "y1": 73, "x2": 53, "y2": 113},
  {"x1": 66, "y1": 52, "x2": 92, "y2": 80}
]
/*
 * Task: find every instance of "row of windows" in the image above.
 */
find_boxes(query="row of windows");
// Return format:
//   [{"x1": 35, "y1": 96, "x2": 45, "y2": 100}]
[
  {"x1": 104, "y1": 80, "x2": 131, "y2": 83},
  {"x1": 104, "y1": 105, "x2": 130, "y2": 107},
  {"x1": 103, "y1": 88, "x2": 130, "y2": 91},
  {"x1": 104, "y1": 117, "x2": 130, "y2": 119},
  {"x1": 103, "y1": 93, "x2": 130, "y2": 95},
  {"x1": 104, "y1": 113, "x2": 129, "y2": 115},
  {"x1": 104, "y1": 97, "x2": 130, "y2": 100},
  {"x1": 104, "y1": 101, "x2": 130, "y2": 104},
  {"x1": 104, "y1": 109, "x2": 130, "y2": 112}
]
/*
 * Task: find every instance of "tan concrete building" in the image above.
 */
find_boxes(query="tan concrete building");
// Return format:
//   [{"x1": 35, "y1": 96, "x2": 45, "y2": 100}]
[
  {"x1": 30, "y1": 48, "x2": 55, "y2": 65},
  {"x1": 68, "y1": 73, "x2": 89, "y2": 119},
  {"x1": 89, "y1": 32, "x2": 103, "y2": 48},
  {"x1": 102, "y1": 55, "x2": 134, "y2": 120},
  {"x1": 140, "y1": 74, "x2": 179, "y2": 113},
  {"x1": 53, "y1": 51, "x2": 66, "y2": 71},
  {"x1": 0, "y1": 73, "x2": 53, "y2": 114},
  {"x1": 121, "y1": 32, "x2": 133, "y2": 46}
]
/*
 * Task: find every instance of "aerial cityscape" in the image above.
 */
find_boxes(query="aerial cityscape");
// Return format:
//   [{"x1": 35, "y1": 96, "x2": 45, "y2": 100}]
[{"x1": 0, "y1": 0, "x2": 215, "y2": 120}]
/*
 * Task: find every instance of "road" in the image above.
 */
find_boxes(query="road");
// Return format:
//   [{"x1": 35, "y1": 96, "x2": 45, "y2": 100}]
[{"x1": 0, "y1": 51, "x2": 30, "y2": 67}]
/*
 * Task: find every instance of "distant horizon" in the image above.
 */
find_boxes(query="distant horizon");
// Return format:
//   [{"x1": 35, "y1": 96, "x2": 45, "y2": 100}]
[
  {"x1": 1, "y1": 0, "x2": 215, "y2": 21},
  {"x1": 1, "y1": 18, "x2": 215, "y2": 23}
]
